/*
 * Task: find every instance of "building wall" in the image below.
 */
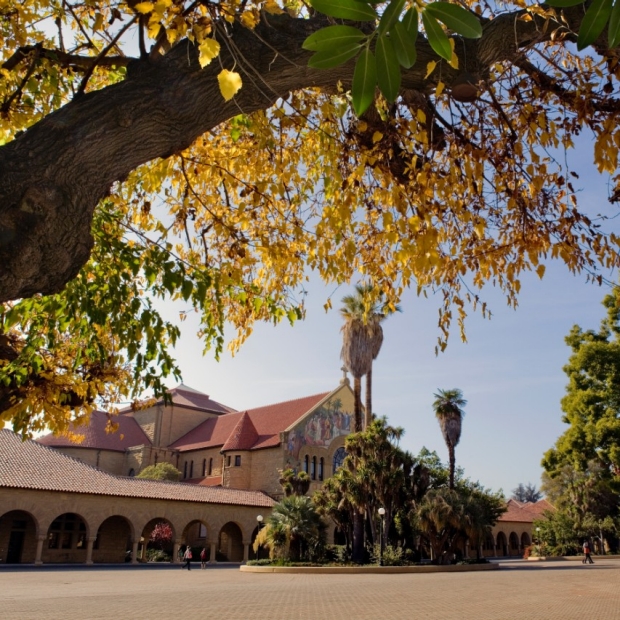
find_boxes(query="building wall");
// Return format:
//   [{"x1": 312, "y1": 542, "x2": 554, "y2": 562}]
[
  {"x1": 0, "y1": 487, "x2": 271, "y2": 565},
  {"x1": 179, "y1": 447, "x2": 224, "y2": 481},
  {"x1": 50, "y1": 448, "x2": 126, "y2": 476}
]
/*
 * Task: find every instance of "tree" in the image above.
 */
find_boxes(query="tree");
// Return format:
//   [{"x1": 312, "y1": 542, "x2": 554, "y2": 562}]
[
  {"x1": 2, "y1": 1, "x2": 620, "y2": 436},
  {"x1": 432, "y1": 388, "x2": 467, "y2": 489},
  {"x1": 279, "y1": 468, "x2": 311, "y2": 497},
  {"x1": 543, "y1": 288, "x2": 620, "y2": 478},
  {"x1": 255, "y1": 495, "x2": 326, "y2": 562},
  {"x1": 511, "y1": 483, "x2": 543, "y2": 503},
  {"x1": 340, "y1": 284, "x2": 399, "y2": 429},
  {"x1": 136, "y1": 462, "x2": 182, "y2": 482},
  {"x1": 150, "y1": 521, "x2": 174, "y2": 551}
]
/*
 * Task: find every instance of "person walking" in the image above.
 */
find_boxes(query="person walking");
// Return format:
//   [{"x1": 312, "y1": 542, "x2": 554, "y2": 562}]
[
  {"x1": 200, "y1": 547, "x2": 207, "y2": 569},
  {"x1": 582, "y1": 540, "x2": 594, "y2": 564},
  {"x1": 182, "y1": 546, "x2": 193, "y2": 570}
]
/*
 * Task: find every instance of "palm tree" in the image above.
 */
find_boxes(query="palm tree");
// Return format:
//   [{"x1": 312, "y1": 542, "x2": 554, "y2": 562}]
[
  {"x1": 340, "y1": 284, "x2": 399, "y2": 429},
  {"x1": 255, "y1": 495, "x2": 326, "y2": 561},
  {"x1": 432, "y1": 388, "x2": 467, "y2": 490}
]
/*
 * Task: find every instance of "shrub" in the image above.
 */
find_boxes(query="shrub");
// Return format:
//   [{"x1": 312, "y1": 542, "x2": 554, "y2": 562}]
[{"x1": 146, "y1": 549, "x2": 171, "y2": 562}]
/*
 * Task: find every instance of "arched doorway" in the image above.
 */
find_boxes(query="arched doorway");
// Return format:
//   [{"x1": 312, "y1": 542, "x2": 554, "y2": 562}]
[
  {"x1": 45, "y1": 513, "x2": 88, "y2": 563},
  {"x1": 93, "y1": 516, "x2": 133, "y2": 563},
  {"x1": 509, "y1": 532, "x2": 520, "y2": 556},
  {"x1": 182, "y1": 520, "x2": 209, "y2": 563},
  {"x1": 521, "y1": 532, "x2": 531, "y2": 549},
  {"x1": 248, "y1": 525, "x2": 260, "y2": 561},
  {"x1": 0, "y1": 510, "x2": 38, "y2": 564},
  {"x1": 140, "y1": 518, "x2": 175, "y2": 563},
  {"x1": 496, "y1": 532, "x2": 508, "y2": 557},
  {"x1": 218, "y1": 522, "x2": 243, "y2": 562}
]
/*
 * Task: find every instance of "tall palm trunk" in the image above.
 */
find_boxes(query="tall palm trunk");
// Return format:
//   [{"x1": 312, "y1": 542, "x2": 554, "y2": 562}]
[
  {"x1": 448, "y1": 443, "x2": 456, "y2": 490},
  {"x1": 353, "y1": 376, "x2": 363, "y2": 432},
  {"x1": 364, "y1": 366, "x2": 373, "y2": 429}
]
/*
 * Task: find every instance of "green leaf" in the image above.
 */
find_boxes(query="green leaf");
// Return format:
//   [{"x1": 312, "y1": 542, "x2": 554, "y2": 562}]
[
  {"x1": 545, "y1": 0, "x2": 585, "y2": 6},
  {"x1": 352, "y1": 48, "x2": 377, "y2": 116},
  {"x1": 308, "y1": 43, "x2": 362, "y2": 69},
  {"x1": 608, "y1": 0, "x2": 620, "y2": 46},
  {"x1": 577, "y1": 0, "x2": 613, "y2": 49},
  {"x1": 422, "y1": 11, "x2": 452, "y2": 61},
  {"x1": 402, "y1": 6, "x2": 419, "y2": 37},
  {"x1": 391, "y1": 21, "x2": 417, "y2": 68},
  {"x1": 303, "y1": 25, "x2": 366, "y2": 52},
  {"x1": 379, "y1": 0, "x2": 406, "y2": 34},
  {"x1": 376, "y1": 35, "x2": 401, "y2": 102},
  {"x1": 425, "y1": 3, "x2": 482, "y2": 38},
  {"x1": 309, "y1": 0, "x2": 377, "y2": 21}
]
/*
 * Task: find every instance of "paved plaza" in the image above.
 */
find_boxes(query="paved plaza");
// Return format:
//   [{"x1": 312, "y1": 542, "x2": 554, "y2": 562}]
[{"x1": 1, "y1": 559, "x2": 619, "y2": 620}]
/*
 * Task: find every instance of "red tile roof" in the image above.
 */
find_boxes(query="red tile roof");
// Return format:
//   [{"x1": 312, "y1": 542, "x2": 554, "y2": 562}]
[
  {"x1": 498, "y1": 499, "x2": 554, "y2": 523},
  {"x1": 0, "y1": 430, "x2": 273, "y2": 507},
  {"x1": 37, "y1": 410, "x2": 151, "y2": 452},
  {"x1": 171, "y1": 391, "x2": 331, "y2": 452},
  {"x1": 221, "y1": 412, "x2": 259, "y2": 452},
  {"x1": 157, "y1": 384, "x2": 236, "y2": 414}
]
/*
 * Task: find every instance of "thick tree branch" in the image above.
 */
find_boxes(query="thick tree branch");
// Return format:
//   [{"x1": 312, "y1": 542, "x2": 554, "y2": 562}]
[
  {"x1": 0, "y1": 8, "x2": 604, "y2": 302},
  {"x1": 2, "y1": 45, "x2": 133, "y2": 71}
]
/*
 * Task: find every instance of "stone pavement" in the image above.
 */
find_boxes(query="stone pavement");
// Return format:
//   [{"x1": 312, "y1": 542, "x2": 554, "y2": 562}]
[{"x1": 1, "y1": 559, "x2": 619, "y2": 620}]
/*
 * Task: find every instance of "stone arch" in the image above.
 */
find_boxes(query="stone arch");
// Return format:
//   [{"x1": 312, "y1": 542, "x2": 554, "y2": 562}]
[
  {"x1": 181, "y1": 518, "x2": 210, "y2": 553},
  {"x1": 521, "y1": 532, "x2": 531, "y2": 548},
  {"x1": 217, "y1": 521, "x2": 244, "y2": 562},
  {"x1": 0, "y1": 509, "x2": 40, "y2": 564},
  {"x1": 139, "y1": 517, "x2": 176, "y2": 562},
  {"x1": 93, "y1": 515, "x2": 134, "y2": 563},
  {"x1": 44, "y1": 512, "x2": 89, "y2": 563},
  {"x1": 496, "y1": 531, "x2": 508, "y2": 557},
  {"x1": 509, "y1": 531, "x2": 520, "y2": 555}
]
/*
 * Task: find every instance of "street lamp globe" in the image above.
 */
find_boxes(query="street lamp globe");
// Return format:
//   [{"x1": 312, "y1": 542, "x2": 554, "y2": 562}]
[
  {"x1": 257, "y1": 515, "x2": 263, "y2": 523},
  {"x1": 378, "y1": 507, "x2": 385, "y2": 516}
]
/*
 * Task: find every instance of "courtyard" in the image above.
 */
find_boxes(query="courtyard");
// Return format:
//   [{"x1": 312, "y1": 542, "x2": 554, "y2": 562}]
[{"x1": 1, "y1": 559, "x2": 619, "y2": 620}]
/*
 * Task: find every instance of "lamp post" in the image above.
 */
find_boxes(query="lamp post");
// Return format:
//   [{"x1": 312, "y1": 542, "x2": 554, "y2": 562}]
[
  {"x1": 536, "y1": 527, "x2": 541, "y2": 557},
  {"x1": 256, "y1": 515, "x2": 263, "y2": 562},
  {"x1": 378, "y1": 507, "x2": 385, "y2": 566}
]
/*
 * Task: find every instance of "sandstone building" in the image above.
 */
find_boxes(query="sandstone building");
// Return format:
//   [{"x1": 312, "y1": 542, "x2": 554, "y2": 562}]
[{"x1": 1, "y1": 380, "x2": 355, "y2": 564}]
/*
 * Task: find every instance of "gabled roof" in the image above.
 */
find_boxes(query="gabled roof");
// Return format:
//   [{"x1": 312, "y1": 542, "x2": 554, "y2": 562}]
[
  {"x1": 37, "y1": 410, "x2": 151, "y2": 452},
  {"x1": 498, "y1": 498, "x2": 554, "y2": 523},
  {"x1": 221, "y1": 412, "x2": 259, "y2": 452},
  {"x1": 0, "y1": 430, "x2": 273, "y2": 507},
  {"x1": 154, "y1": 384, "x2": 236, "y2": 414},
  {"x1": 171, "y1": 391, "x2": 331, "y2": 452}
]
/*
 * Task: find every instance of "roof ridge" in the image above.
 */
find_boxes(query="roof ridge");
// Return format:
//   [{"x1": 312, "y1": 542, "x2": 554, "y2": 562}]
[{"x1": 245, "y1": 391, "x2": 331, "y2": 413}]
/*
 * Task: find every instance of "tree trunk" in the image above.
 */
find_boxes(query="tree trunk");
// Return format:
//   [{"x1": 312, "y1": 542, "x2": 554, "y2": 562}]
[
  {"x1": 352, "y1": 510, "x2": 365, "y2": 565},
  {"x1": 448, "y1": 443, "x2": 456, "y2": 490},
  {"x1": 0, "y1": 9, "x2": 586, "y2": 303},
  {"x1": 364, "y1": 366, "x2": 373, "y2": 430},
  {"x1": 353, "y1": 376, "x2": 363, "y2": 433}
]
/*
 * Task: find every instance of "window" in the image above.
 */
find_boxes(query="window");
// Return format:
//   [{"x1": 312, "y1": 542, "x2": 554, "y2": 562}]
[
  {"x1": 183, "y1": 461, "x2": 188, "y2": 479},
  {"x1": 319, "y1": 458, "x2": 324, "y2": 481},
  {"x1": 154, "y1": 453, "x2": 158, "y2": 465},
  {"x1": 304, "y1": 455, "x2": 309, "y2": 473},
  {"x1": 189, "y1": 460, "x2": 194, "y2": 478},
  {"x1": 227, "y1": 455, "x2": 231, "y2": 467},
  {"x1": 128, "y1": 468, "x2": 135, "y2": 477},
  {"x1": 208, "y1": 458, "x2": 213, "y2": 476},
  {"x1": 333, "y1": 447, "x2": 346, "y2": 473},
  {"x1": 202, "y1": 459, "x2": 207, "y2": 477},
  {"x1": 311, "y1": 456, "x2": 316, "y2": 480},
  {"x1": 235, "y1": 455, "x2": 241, "y2": 467},
  {"x1": 199, "y1": 524, "x2": 207, "y2": 539}
]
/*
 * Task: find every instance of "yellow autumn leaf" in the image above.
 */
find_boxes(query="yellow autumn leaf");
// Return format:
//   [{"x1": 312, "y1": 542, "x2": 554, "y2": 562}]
[
  {"x1": 372, "y1": 131, "x2": 383, "y2": 143},
  {"x1": 536, "y1": 264, "x2": 546, "y2": 279},
  {"x1": 134, "y1": 2, "x2": 154, "y2": 13},
  {"x1": 240, "y1": 10, "x2": 259, "y2": 29},
  {"x1": 199, "y1": 38, "x2": 221, "y2": 68},
  {"x1": 436, "y1": 81, "x2": 445, "y2": 97},
  {"x1": 448, "y1": 40, "x2": 459, "y2": 70},
  {"x1": 218, "y1": 69, "x2": 242, "y2": 101},
  {"x1": 264, "y1": 0, "x2": 284, "y2": 14},
  {"x1": 425, "y1": 61, "x2": 437, "y2": 79}
]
